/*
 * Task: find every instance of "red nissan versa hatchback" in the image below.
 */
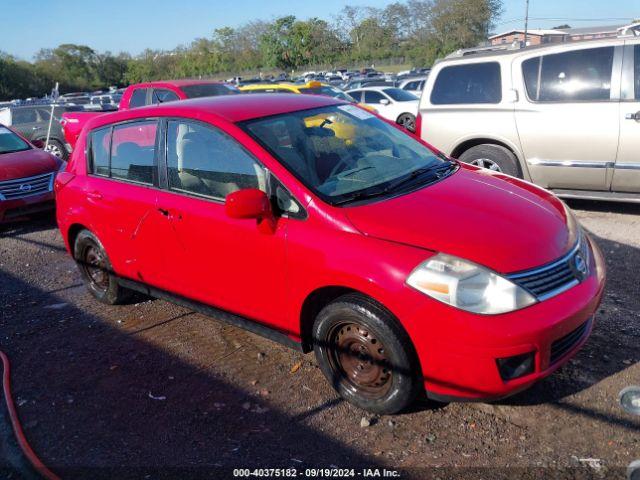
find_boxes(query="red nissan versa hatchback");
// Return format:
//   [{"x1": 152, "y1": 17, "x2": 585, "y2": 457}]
[
  {"x1": 55, "y1": 94, "x2": 605, "y2": 414},
  {"x1": 1, "y1": 124, "x2": 65, "y2": 223}
]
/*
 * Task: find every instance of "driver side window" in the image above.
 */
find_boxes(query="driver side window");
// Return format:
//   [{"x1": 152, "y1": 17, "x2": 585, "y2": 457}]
[{"x1": 166, "y1": 120, "x2": 265, "y2": 201}]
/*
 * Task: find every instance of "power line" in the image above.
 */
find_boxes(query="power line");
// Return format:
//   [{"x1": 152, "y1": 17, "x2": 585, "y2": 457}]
[{"x1": 495, "y1": 16, "x2": 634, "y2": 26}]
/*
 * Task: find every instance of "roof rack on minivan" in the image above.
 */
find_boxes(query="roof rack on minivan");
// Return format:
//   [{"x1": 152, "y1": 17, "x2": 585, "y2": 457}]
[{"x1": 445, "y1": 43, "x2": 521, "y2": 59}]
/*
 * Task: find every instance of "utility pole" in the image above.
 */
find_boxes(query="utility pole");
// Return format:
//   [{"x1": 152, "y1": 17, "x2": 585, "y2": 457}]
[{"x1": 523, "y1": 0, "x2": 530, "y2": 48}]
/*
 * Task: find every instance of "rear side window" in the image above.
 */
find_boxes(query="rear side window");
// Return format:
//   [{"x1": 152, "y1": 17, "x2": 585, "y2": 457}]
[
  {"x1": 522, "y1": 47, "x2": 614, "y2": 102},
  {"x1": 11, "y1": 108, "x2": 38, "y2": 125},
  {"x1": 166, "y1": 120, "x2": 262, "y2": 200},
  {"x1": 430, "y1": 62, "x2": 502, "y2": 104},
  {"x1": 128, "y1": 89, "x2": 148, "y2": 108},
  {"x1": 110, "y1": 121, "x2": 158, "y2": 185},
  {"x1": 89, "y1": 128, "x2": 111, "y2": 176}
]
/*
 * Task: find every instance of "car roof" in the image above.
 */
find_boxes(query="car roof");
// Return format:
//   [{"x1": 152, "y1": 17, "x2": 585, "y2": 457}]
[
  {"x1": 347, "y1": 86, "x2": 396, "y2": 92},
  {"x1": 131, "y1": 79, "x2": 227, "y2": 88},
  {"x1": 86, "y1": 93, "x2": 344, "y2": 130}
]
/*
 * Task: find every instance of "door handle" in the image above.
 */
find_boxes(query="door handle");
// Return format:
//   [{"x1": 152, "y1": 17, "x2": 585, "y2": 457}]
[
  {"x1": 86, "y1": 191, "x2": 102, "y2": 200},
  {"x1": 625, "y1": 112, "x2": 640, "y2": 121},
  {"x1": 157, "y1": 207, "x2": 170, "y2": 216}
]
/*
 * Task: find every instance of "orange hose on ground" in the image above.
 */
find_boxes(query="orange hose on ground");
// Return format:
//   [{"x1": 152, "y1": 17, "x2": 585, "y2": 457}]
[{"x1": 0, "y1": 350, "x2": 61, "y2": 480}]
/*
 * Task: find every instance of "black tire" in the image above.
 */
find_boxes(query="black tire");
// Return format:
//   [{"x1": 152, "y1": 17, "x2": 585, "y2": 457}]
[
  {"x1": 458, "y1": 144, "x2": 521, "y2": 178},
  {"x1": 312, "y1": 293, "x2": 421, "y2": 414},
  {"x1": 396, "y1": 113, "x2": 416, "y2": 133},
  {"x1": 73, "y1": 229, "x2": 131, "y2": 305},
  {"x1": 40, "y1": 138, "x2": 69, "y2": 161}
]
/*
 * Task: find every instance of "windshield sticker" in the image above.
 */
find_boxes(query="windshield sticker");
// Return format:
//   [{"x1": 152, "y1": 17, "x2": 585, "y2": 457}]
[{"x1": 338, "y1": 104, "x2": 375, "y2": 120}]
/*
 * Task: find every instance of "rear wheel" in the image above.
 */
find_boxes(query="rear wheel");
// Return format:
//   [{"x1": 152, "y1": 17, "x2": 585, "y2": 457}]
[
  {"x1": 458, "y1": 144, "x2": 521, "y2": 178},
  {"x1": 313, "y1": 294, "x2": 420, "y2": 414},
  {"x1": 74, "y1": 230, "x2": 131, "y2": 304},
  {"x1": 396, "y1": 113, "x2": 416, "y2": 133}
]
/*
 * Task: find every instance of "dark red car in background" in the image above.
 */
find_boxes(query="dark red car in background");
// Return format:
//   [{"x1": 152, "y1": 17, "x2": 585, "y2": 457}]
[
  {"x1": 55, "y1": 94, "x2": 606, "y2": 414},
  {"x1": 0, "y1": 124, "x2": 64, "y2": 223}
]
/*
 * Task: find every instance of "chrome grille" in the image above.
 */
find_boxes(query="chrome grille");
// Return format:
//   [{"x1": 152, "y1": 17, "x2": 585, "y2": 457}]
[
  {"x1": 0, "y1": 172, "x2": 54, "y2": 200},
  {"x1": 507, "y1": 233, "x2": 590, "y2": 301}
]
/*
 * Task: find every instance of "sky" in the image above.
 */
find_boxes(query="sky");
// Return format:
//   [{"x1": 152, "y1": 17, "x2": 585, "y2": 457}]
[{"x1": 2, "y1": 0, "x2": 639, "y2": 60}]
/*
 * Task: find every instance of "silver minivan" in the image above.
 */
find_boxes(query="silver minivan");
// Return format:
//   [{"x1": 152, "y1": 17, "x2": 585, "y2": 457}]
[{"x1": 418, "y1": 35, "x2": 640, "y2": 202}]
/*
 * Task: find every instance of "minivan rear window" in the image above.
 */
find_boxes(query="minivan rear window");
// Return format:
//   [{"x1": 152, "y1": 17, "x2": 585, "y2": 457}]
[
  {"x1": 430, "y1": 62, "x2": 502, "y2": 105},
  {"x1": 522, "y1": 47, "x2": 614, "y2": 102}
]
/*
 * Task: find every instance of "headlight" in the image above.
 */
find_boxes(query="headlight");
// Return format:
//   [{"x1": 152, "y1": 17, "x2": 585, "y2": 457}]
[{"x1": 406, "y1": 253, "x2": 537, "y2": 314}]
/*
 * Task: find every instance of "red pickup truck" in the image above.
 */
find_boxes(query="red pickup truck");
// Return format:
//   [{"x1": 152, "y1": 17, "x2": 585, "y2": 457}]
[{"x1": 61, "y1": 80, "x2": 239, "y2": 150}]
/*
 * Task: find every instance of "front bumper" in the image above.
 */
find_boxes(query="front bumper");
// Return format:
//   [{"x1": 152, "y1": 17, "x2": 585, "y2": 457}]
[
  {"x1": 0, "y1": 191, "x2": 55, "y2": 223},
  {"x1": 399, "y1": 235, "x2": 606, "y2": 401}
]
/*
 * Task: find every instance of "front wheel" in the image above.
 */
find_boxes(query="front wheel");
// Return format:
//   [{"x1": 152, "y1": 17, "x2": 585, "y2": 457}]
[
  {"x1": 396, "y1": 113, "x2": 416, "y2": 133},
  {"x1": 312, "y1": 294, "x2": 421, "y2": 414}
]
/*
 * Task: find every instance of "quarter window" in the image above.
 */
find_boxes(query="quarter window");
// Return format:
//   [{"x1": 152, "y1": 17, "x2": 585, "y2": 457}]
[
  {"x1": 110, "y1": 121, "x2": 158, "y2": 185},
  {"x1": 166, "y1": 120, "x2": 264, "y2": 200},
  {"x1": 522, "y1": 47, "x2": 614, "y2": 102},
  {"x1": 430, "y1": 62, "x2": 502, "y2": 104},
  {"x1": 635, "y1": 45, "x2": 640, "y2": 100},
  {"x1": 89, "y1": 128, "x2": 111, "y2": 176}
]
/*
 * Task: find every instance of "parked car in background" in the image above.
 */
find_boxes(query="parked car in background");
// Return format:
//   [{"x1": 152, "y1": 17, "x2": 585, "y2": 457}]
[
  {"x1": 56, "y1": 93, "x2": 604, "y2": 414},
  {"x1": 398, "y1": 76, "x2": 428, "y2": 97},
  {"x1": 0, "y1": 104, "x2": 78, "y2": 160},
  {"x1": 85, "y1": 93, "x2": 122, "y2": 111},
  {"x1": 239, "y1": 81, "x2": 377, "y2": 113},
  {"x1": 348, "y1": 86, "x2": 419, "y2": 131},
  {"x1": 61, "y1": 80, "x2": 240, "y2": 150},
  {"x1": 0, "y1": 124, "x2": 64, "y2": 222},
  {"x1": 59, "y1": 92, "x2": 91, "y2": 105},
  {"x1": 418, "y1": 36, "x2": 640, "y2": 202},
  {"x1": 342, "y1": 79, "x2": 396, "y2": 90}
]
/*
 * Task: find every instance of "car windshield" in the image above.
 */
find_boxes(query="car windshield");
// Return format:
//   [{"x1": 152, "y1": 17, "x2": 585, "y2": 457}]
[
  {"x1": 383, "y1": 88, "x2": 418, "y2": 102},
  {"x1": 298, "y1": 86, "x2": 356, "y2": 103},
  {"x1": 181, "y1": 84, "x2": 240, "y2": 98},
  {"x1": 0, "y1": 126, "x2": 30, "y2": 155},
  {"x1": 242, "y1": 105, "x2": 453, "y2": 205}
]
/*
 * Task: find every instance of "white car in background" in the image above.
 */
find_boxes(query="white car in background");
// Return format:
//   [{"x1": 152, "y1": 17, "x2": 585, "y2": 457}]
[
  {"x1": 347, "y1": 86, "x2": 419, "y2": 132},
  {"x1": 398, "y1": 76, "x2": 428, "y2": 97}
]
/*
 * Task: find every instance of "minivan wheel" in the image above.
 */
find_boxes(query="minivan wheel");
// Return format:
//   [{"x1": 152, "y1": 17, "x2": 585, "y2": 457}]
[
  {"x1": 396, "y1": 113, "x2": 416, "y2": 132},
  {"x1": 458, "y1": 144, "x2": 521, "y2": 178},
  {"x1": 312, "y1": 294, "x2": 421, "y2": 414},
  {"x1": 74, "y1": 230, "x2": 131, "y2": 305}
]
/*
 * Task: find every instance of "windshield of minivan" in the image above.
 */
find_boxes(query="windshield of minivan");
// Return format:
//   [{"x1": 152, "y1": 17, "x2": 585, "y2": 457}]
[
  {"x1": 242, "y1": 105, "x2": 453, "y2": 205},
  {"x1": 181, "y1": 84, "x2": 240, "y2": 98},
  {"x1": 0, "y1": 126, "x2": 30, "y2": 154}
]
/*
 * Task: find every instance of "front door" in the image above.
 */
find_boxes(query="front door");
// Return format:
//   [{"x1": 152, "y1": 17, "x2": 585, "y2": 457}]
[
  {"x1": 612, "y1": 41, "x2": 640, "y2": 193},
  {"x1": 153, "y1": 119, "x2": 289, "y2": 328},
  {"x1": 513, "y1": 44, "x2": 621, "y2": 191}
]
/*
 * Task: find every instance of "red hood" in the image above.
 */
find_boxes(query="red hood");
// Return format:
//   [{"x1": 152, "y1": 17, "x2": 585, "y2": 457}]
[
  {"x1": 0, "y1": 148, "x2": 60, "y2": 181},
  {"x1": 344, "y1": 165, "x2": 577, "y2": 274}
]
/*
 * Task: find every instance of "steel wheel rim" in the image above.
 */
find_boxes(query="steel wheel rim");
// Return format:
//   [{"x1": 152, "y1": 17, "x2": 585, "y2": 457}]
[
  {"x1": 399, "y1": 115, "x2": 415, "y2": 132},
  {"x1": 44, "y1": 143, "x2": 63, "y2": 158},
  {"x1": 82, "y1": 244, "x2": 109, "y2": 291},
  {"x1": 327, "y1": 322, "x2": 392, "y2": 398},
  {"x1": 470, "y1": 157, "x2": 502, "y2": 171}
]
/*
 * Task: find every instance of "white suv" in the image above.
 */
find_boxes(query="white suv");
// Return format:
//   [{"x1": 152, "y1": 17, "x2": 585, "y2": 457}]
[{"x1": 418, "y1": 35, "x2": 640, "y2": 202}]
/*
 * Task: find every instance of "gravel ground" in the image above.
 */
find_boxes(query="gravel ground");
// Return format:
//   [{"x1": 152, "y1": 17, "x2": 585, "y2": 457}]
[{"x1": 0, "y1": 200, "x2": 638, "y2": 480}]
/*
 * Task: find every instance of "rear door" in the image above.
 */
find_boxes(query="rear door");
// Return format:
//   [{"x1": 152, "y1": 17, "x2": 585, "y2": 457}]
[
  {"x1": 513, "y1": 44, "x2": 622, "y2": 190},
  {"x1": 83, "y1": 119, "x2": 164, "y2": 282},
  {"x1": 611, "y1": 40, "x2": 640, "y2": 193}
]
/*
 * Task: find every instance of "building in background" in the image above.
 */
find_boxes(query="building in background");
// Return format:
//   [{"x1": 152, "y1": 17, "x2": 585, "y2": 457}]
[{"x1": 488, "y1": 23, "x2": 639, "y2": 47}]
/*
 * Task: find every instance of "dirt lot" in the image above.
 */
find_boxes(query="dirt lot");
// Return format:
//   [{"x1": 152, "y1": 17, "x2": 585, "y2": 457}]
[{"x1": 0, "y1": 200, "x2": 639, "y2": 480}]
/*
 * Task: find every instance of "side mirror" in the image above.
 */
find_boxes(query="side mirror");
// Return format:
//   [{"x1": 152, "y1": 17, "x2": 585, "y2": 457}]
[
  {"x1": 226, "y1": 189, "x2": 276, "y2": 233},
  {"x1": 31, "y1": 139, "x2": 45, "y2": 149},
  {"x1": 380, "y1": 99, "x2": 391, "y2": 106}
]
